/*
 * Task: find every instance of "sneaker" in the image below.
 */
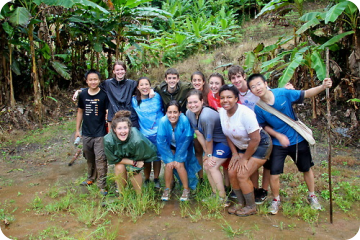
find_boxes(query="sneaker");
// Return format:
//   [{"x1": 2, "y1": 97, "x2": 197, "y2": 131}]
[
  {"x1": 180, "y1": 189, "x2": 191, "y2": 201},
  {"x1": 80, "y1": 180, "x2": 93, "y2": 186},
  {"x1": 229, "y1": 190, "x2": 237, "y2": 199},
  {"x1": 255, "y1": 188, "x2": 268, "y2": 205},
  {"x1": 161, "y1": 188, "x2": 171, "y2": 201},
  {"x1": 154, "y1": 178, "x2": 161, "y2": 189},
  {"x1": 307, "y1": 195, "x2": 322, "y2": 210},
  {"x1": 268, "y1": 199, "x2": 281, "y2": 215},
  {"x1": 100, "y1": 189, "x2": 108, "y2": 196}
]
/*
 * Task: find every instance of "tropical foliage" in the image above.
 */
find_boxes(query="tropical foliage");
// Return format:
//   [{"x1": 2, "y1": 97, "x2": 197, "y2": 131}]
[
  {"x1": 242, "y1": 0, "x2": 359, "y2": 118},
  {"x1": 0, "y1": 0, "x2": 246, "y2": 120}
]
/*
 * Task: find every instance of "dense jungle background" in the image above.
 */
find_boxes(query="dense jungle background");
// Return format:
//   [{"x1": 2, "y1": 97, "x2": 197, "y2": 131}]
[{"x1": 0, "y1": 0, "x2": 359, "y2": 239}]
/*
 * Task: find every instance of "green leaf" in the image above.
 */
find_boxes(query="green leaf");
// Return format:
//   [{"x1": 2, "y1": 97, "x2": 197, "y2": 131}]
[
  {"x1": 42, "y1": 0, "x2": 109, "y2": 14},
  {"x1": 278, "y1": 55, "x2": 303, "y2": 87},
  {"x1": 325, "y1": 1, "x2": 349, "y2": 24},
  {"x1": 2, "y1": 22, "x2": 14, "y2": 36},
  {"x1": 349, "y1": 0, "x2": 360, "y2": 8},
  {"x1": 345, "y1": 1, "x2": 358, "y2": 15},
  {"x1": 319, "y1": 31, "x2": 354, "y2": 50},
  {"x1": 11, "y1": 60, "x2": 21, "y2": 76},
  {"x1": 253, "y1": 43, "x2": 264, "y2": 53},
  {"x1": 51, "y1": 61, "x2": 70, "y2": 80},
  {"x1": 244, "y1": 52, "x2": 255, "y2": 71},
  {"x1": 93, "y1": 42, "x2": 102, "y2": 53},
  {"x1": 0, "y1": 2, "x2": 11, "y2": 18},
  {"x1": 347, "y1": 98, "x2": 360, "y2": 103},
  {"x1": 299, "y1": 12, "x2": 322, "y2": 22},
  {"x1": 310, "y1": 51, "x2": 326, "y2": 81},
  {"x1": 256, "y1": 0, "x2": 289, "y2": 18},
  {"x1": 9, "y1": 7, "x2": 31, "y2": 27},
  {"x1": 40, "y1": 44, "x2": 51, "y2": 60},
  {"x1": 46, "y1": 96, "x2": 58, "y2": 102},
  {"x1": 296, "y1": 17, "x2": 320, "y2": 35}
]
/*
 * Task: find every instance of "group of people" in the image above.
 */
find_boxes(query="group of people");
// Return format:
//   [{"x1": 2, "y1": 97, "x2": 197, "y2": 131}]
[{"x1": 74, "y1": 61, "x2": 332, "y2": 216}]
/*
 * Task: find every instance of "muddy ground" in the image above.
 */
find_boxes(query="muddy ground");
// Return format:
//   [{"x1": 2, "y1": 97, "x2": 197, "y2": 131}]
[{"x1": 0, "y1": 119, "x2": 359, "y2": 240}]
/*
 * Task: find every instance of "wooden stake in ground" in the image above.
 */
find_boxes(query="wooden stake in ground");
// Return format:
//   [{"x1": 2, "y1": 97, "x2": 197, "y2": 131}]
[{"x1": 326, "y1": 48, "x2": 333, "y2": 223}]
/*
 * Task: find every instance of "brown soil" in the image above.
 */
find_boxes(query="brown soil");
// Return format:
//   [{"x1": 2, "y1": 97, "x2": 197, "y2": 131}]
[{"x1": 0, "y1": 124, "x2": 359, "y2": 240}]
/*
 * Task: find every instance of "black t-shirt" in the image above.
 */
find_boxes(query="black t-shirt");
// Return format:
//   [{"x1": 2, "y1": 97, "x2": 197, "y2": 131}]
[{"x1": 78, "y1": 88, "x2": 108, "y2": 137}]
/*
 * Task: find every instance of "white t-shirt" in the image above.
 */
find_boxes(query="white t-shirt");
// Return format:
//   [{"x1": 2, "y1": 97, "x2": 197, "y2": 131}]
[
  {"x1": 219, "y1": 104, "x2": 260, "y2": 150},
  {"x1": 239, "y1": 90, "x2": 259, "y2": 111}
]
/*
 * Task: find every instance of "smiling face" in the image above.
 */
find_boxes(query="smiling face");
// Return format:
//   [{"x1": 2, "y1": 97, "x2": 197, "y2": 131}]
[
  {"x1": 209, "y1": 76, "x2": 223, "y2": 95},
  {"x1": 165, "y1": 74, "x2": 180, "y2": 91},
  {"x1": 137, "y1": 78, "x2": 151, "y2": 96},
  {"x1": 220, "y1": 90, "x2": 238, "y2": 111},
  {"x1": 191, "y1": 74, "x2": 205, "y2": 91},
  {"x1": 166, "y1": 105, "x2": 181, "y2": 126},
  {"x1": 114, "y1": 121, "x2": 130, "y2": 141},
  {"x1": 187, "y1": 95, "x2": 203, "y2": 115},
  {"x1": 230, "y1": 73, "x2": 246, "y2": 91},
  {"x1": 113, "y1": 64, "x2": 126, "y2": 81},
  {"x1": 86, "y1": 73, "x2": 101, "y2": 90},
  {"x1": 248, "y1": 77, "x2": 268, "y2": 97}
]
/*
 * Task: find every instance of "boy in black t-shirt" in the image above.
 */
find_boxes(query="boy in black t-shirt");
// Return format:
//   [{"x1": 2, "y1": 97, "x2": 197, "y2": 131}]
[{"x1": 76, "y1": 69, "x2": 109, "y2": 196}]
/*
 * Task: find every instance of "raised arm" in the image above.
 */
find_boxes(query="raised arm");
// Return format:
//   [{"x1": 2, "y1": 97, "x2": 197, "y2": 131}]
[{"x1": 304, "y1": 78, "x2": 332, "y2": 98}]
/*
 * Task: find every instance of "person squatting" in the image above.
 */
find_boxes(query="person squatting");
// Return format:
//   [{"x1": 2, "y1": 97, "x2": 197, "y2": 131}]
[{"x1": 74, "y1": 63, "x2": 332, "y2": 217}]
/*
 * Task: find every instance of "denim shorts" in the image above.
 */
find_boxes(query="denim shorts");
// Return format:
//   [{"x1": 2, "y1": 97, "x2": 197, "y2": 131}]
[{"x1": 238, "y1": 129, "x2": 273, "y2": 160}]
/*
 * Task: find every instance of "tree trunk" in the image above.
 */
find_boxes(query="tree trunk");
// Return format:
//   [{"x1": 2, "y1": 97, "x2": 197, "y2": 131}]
[
  {"x1": 29, "y1": 24, "x2": 43, "y2": 121},
  {"x1": 9, "y1": 43, "x2": 15, "y2": 108}
]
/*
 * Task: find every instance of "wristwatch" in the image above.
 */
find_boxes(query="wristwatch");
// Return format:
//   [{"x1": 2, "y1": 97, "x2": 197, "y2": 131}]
[{"x1": 207, "y1": 154, "x2": 212, "y2": 157}]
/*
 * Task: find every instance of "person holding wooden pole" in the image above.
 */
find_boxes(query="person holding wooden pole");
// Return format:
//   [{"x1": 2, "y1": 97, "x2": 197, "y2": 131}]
[{"x1": 247, "y1": 73, "x2": 332, "y2": 215}]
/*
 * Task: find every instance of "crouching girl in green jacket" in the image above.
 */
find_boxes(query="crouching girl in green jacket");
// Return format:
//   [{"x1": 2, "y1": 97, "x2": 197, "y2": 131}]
[{"x1": 104, "y1": 110, "x2": 157, "y2": 195}]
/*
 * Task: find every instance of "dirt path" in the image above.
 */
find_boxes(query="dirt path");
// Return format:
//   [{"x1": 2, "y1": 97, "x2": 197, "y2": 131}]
[{"x1": 0, "y1": 126, "x2": 359, "y2": 240}]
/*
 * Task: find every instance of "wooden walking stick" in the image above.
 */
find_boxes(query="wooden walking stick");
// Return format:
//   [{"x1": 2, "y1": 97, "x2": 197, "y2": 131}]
[{"x1": 326, "y1": 48, "x2": 333, "y2": 223}]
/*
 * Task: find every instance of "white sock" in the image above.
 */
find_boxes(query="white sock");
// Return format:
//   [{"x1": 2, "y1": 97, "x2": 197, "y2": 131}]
[
  {"x1": 308, "y1": 191, "x2": 315, "y2": 196},
  {"x1": 274, "y1": 195, "x2": 280, "y2": 201}
]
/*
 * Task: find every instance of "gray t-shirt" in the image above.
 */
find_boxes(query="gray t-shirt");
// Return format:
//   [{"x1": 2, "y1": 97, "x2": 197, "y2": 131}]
[{"x1": 186, "y1": 107, "x2": 228, "y2": 145}]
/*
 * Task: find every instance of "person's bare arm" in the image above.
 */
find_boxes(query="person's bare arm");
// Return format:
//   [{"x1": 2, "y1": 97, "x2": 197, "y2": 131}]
[
  {"x1": 304, "y1": 78, "x2": 332, "y2": 98},
  {"x1": 264, "y1": 125, "x2": 289, "y2": 147},
  {"x1": 120, "y1": 158, "x2": 144, "y2": 168},
  {"x1": 75, "y1": 108, "x2": 83, "y2": 138}
]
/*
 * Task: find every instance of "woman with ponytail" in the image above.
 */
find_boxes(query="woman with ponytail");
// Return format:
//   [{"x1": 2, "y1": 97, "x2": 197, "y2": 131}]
[{"x1": 104, "y1": 110, "x2": 157, "y2": 195}]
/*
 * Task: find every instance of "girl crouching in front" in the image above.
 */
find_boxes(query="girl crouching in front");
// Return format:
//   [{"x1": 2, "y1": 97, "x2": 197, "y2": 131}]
[{"x1": 104, "y1": 110, "x2": 157, "y2": 196}]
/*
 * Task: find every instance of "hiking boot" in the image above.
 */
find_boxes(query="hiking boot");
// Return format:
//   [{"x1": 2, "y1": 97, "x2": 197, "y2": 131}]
[
  {"x1": 100, "y1": 189, "x2": 108, "y2": 196},
  {"x1": 161, "y1": 188, "x2": 171, "y2": 201},
  {"x1": 307, "y1": 195, "x2": 322, "y2": 210},
  {"x1": 255, "y1": 188, "x2": 268, "y2": 205},
  {"x1": 268, "y1": 199, "x2": 281, "y2": 215},
  {"x1": 236, "y1": 205, "x2": 257, "y2": 217},
  {"x1": 228, "y1": 203, "x2": 243, "y2": 214},
  {"x1": 154, "y1": 178, "x2": 161, "y2": 189},
  {"x1": 180, "y1": 189, "x2": 191, "y2": 201},
  {"x1": 80, "y1": 180, "x2": 93, "y2": 186}
]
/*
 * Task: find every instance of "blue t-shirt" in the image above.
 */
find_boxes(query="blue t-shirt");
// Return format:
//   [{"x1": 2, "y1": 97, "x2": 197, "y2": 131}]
[{"x1": 254, "y1": 88, "x2": 305, "y2": 146}]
